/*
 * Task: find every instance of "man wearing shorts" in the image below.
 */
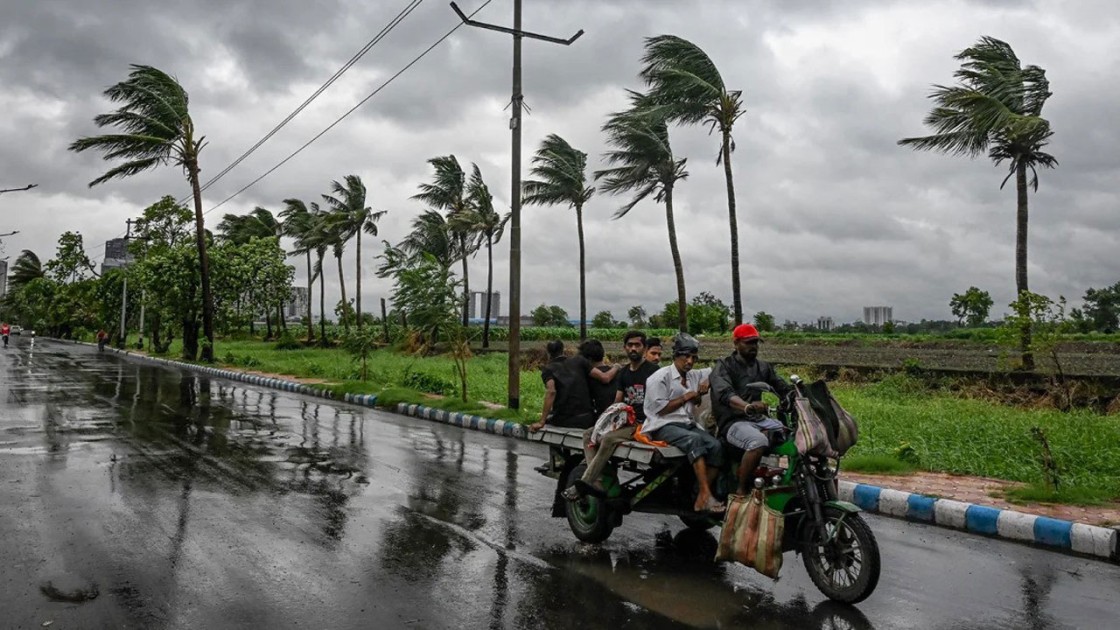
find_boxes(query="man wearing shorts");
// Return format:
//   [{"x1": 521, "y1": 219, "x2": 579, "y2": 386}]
[
  {"x1": 709, "y1": 323, "x2": 792, "y2": 495},
  {"x1": 642, "y1": 333, "x2": 723, "y2": 513}
]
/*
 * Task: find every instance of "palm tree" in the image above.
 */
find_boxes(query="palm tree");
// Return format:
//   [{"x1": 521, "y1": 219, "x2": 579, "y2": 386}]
[
  {"x1": 8, "y1": 250, "x2": 45, "y2": 291},
  {"x1": 393, "y1": 210, "x2": 458, "y2": 272},
  {"x1": 595, "y1": 93, "x2": 690, "y2": 332},
  {"x1": 321, "y1": 175, "x2": 386, "y2": 331},
  {"x1": 412, "y1": 156, "x2": 476, "y2": 327},
  {"x1": 523, "y1": 134, "x2": 595, "y2": 339},
  {"x1": 454, "y1": 165, "x2": 509, "y2": 348},
  {"x1": 69, "y1": 65, "x2": 217, "y2": 362},
  {"x1": 218, "y1": 207, "x2": 282, "y2": 245},
  {"x1": 281, "y1": 199, "x2": 318, "y2": 343},
  {"x1": 899, "y1": 36, "x2": 1057, "y2": 369},
  {"x1": 288, "y1": 203, "x2": 331, "y2": 344},
  {"x1": 639, "y1": 35, "x2": 746, "y2": 325}
]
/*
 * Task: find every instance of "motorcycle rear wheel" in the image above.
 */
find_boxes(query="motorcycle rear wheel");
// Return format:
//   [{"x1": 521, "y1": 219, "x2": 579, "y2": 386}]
[
  {"x1": 564, "y1": 464, "x2": 615, "y2": 543},
  {"x1": 802, "y1": 507, "x2": 880, "y2": 604}
]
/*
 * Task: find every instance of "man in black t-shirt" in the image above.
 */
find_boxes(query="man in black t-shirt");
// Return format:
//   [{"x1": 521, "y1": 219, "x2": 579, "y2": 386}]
[
  {"x1": 531, "y1": 340, "x2": 620, "y2": 432},
  {"x1": 615, "y1": 332, "x2": 660, "y2": 423}
]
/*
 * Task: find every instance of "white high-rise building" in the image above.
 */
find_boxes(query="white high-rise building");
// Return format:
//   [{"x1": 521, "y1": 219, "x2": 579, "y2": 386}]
[{"x1": 863, "y1": 306, "x2": 893, "y2": 326}]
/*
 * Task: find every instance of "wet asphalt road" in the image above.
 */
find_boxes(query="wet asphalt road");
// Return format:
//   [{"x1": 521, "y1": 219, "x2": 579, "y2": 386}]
[{"x1": 3, "y1": 340, "x2": 1120, "y2": 629}]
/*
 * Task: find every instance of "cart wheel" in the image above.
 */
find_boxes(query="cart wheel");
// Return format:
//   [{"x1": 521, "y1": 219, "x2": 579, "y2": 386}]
[{"x1": 564, "y1": 464, "x2": 615, "y2": 543}]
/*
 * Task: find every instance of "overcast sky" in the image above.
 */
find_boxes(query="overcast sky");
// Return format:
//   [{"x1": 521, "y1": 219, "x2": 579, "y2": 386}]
[{"x1": 1, "y1": 0, "x2": 1117, "y2": 325}]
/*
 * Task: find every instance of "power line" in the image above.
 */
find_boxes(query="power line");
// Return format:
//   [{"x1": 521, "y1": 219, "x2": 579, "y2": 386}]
[
  {"x1": 179, "y1": 0, "x2": 426, "y2": 205},
  {"x1": 202, "y1": 0, "x2": 493, "y2": 218},
  {"x1": 89, "y1": 0, "x2": 435, "y2": 266}
]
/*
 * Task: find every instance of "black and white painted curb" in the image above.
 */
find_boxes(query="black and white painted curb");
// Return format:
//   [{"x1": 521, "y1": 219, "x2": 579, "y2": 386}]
[{"x1": 67, "y1": 338, "x2": 1119, "y2": 563}]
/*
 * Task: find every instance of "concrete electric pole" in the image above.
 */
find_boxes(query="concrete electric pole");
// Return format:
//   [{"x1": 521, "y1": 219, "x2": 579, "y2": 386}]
[{"x1": 449, "y1": 0, "x2": 582, "y2": 409}]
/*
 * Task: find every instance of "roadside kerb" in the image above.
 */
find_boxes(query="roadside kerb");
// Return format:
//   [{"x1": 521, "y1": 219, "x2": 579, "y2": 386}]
[
  {"x1": 839, "y1": 481, "x2": 1118, "y2": 563},
  {"x1": 61, "y1": 338, "x2": 1119, "y2": 564}
]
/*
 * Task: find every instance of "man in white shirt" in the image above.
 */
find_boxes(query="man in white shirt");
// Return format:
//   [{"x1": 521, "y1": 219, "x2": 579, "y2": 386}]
[{"x1": 643, "y1": 334, "x2": 724, "y2": 513}]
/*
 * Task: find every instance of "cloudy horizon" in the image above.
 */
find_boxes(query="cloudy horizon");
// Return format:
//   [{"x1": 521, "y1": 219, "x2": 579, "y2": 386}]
[{"x1": 2, "y1": 0, "x2": 1117, "y2": 327}]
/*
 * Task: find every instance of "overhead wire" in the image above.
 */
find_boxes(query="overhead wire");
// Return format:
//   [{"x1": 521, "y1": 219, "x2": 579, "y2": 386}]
[
  {"x1": 201, "y1": 0, "x2": 494, "y2": 218},
  {"x1": 88, "y1": 0, "x2": 433, "y2": 265}
]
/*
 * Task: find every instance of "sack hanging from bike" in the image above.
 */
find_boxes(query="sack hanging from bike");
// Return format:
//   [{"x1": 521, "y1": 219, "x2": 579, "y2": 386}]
[
  {"x1": 793, "y1": 379, "x2": 858, "y2": 457},
  {"x1": 715, "y1": 489, "x2": 784, "y2": 579}
]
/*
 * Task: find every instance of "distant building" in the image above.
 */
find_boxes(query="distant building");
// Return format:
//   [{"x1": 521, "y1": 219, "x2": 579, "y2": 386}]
[
  {"x1": 817, "y1": 316, "x2": 833, "y2": 331},
  {"x1": 285, "y1": 286, "x2": 310, "y2": 321},
  {"x1": 863, "y1": 306, "x2": 893, "y2": 326},
  {"x1": 468, "y1": 291, "x2": 500, "y2": 322},
  {"x1": 101, "y1": 237, "x2": 132, "y2": 274}
]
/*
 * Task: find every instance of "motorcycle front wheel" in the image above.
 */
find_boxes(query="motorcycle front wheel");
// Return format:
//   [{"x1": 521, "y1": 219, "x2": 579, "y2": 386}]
[{"x1": 802, "y1": 507, "x2": 880, "y2": 604}]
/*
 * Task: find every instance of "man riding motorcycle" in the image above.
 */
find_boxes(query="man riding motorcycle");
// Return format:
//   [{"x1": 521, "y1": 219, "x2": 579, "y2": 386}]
[{"x1": 709, "y1": 323, "x2": 792, "y2": 495}]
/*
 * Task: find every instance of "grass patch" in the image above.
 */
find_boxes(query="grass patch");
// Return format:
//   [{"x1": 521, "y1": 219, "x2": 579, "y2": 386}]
[
  {"x1": 1004, "y1": 483, "x2": 1117, "y2": 507},
  {"x1": 832, "y1": 373, "x2": 1120, "y2": 502},
  {"x1": 842, "y1": 454, "x2": 918, "y2": 475}
]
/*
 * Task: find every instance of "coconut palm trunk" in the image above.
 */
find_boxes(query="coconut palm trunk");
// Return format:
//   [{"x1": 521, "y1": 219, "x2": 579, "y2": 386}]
[
  {"x1": 186, "y1": 157, "x2": 216, "y2": 361},
  {"x1": 575, "y1": 203, "x2": 587, "y2": 340},
  {"x1": 319, "y1": 259, "x2": 327, "y2": 344},
  {"x1": 336, "y1": 254, "x2": 349, "y2": 332},
  {"x1": 355, "y1": 231, "x2": 362, "y2": 330},
  {"x1": 664, "y1": 184, "x2": 687, "y2": 332},
  {"x1": 305, "y1": 252, "x2": 315, "y2": 342},
  {"x1": 1015, "y1": 162, "x2": 1033, "y2": 369},
  {"x1": 483, "y1": 233, "x2": 494, "y2": 348},
  {"x1": 460, "y1": 234, "x2": 470, "y2": 327},
  {"x1": 722, "y1": 131, "x2": 742, "y2": 325}
]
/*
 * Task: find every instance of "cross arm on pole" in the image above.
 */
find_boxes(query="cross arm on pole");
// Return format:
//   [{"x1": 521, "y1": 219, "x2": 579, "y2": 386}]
[{"x1": 450, "y1": 2, "x2": 584, "y2": 44}]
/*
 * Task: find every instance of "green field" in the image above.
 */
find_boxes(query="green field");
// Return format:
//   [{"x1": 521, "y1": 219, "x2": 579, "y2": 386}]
[{"x1": 146, "y1": 337, "x2": 1120, "y2": 505}]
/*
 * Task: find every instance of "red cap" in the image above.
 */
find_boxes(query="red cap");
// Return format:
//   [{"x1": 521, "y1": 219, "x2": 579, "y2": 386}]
[{"x1": 733, "y1": 323, "x2": 761, "y2": 341}]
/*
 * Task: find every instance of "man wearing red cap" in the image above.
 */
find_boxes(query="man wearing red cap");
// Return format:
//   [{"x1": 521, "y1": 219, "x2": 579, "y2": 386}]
[{"x1": 709, "y1": 323, "x2": 792, "y2": 495}]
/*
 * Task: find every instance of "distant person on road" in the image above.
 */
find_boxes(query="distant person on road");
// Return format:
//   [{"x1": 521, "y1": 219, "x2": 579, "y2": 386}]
[
  {"x1": 709, "y1": 323, "x2": 792, "y2": 495},
  {"x1": 1, "y1": 323, "x2": 9, "y2": 348},
  {"x1": 96, "y1": 328, "x2": 109, "y2": 352},
  {"x1": 642, "y1": 333, "x2": 722, "y2": 513}
]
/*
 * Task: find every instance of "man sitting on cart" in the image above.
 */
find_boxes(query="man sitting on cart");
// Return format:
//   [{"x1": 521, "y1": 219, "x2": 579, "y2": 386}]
[
  {"x1": 709, "y1": 323, "x2": 792, "y2": 495},
  {"x1": 642, "y1": 333, "x2": 724, "y2": 513}
]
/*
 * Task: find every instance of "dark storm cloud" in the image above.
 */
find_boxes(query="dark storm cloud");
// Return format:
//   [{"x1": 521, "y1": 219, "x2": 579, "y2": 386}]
[{"x1": 1, "y1": 0, "x2": 1118, "y2": 324}]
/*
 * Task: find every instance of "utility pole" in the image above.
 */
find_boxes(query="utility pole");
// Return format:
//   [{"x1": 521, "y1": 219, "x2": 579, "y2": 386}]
[{"x1": 450, "y1": 0, "x2": 582, "y2": 409}]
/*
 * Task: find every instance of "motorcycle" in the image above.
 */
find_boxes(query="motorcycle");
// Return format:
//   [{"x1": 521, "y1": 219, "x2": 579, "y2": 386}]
[{"x1": 531, "y1": 375, "x2": 880, "y2": 604}]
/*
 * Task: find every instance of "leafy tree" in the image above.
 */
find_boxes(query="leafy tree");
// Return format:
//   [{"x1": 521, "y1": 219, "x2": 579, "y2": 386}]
[
  {"x1": 70, "y1": 65, "x2": 219, "y2": 362},
  {"x1": 322, "y1": 174, "x2": 385, "y2": 331},
  {"x1": 596, "y1": 92, "x2": 690, "y2": 332},
  {"x1": 394, "y1": 209, "x2": 458, "y2": 272},
  {"x1": 523, "y1": 134, "x2": 596, "y2": 340},
  {"x1": 899, "y1": 37, "x2": 1057, "y2": 369},
  {"x1": 412, "y1": 156, "x2": 476, "y2": 327},
  {"x1": 386, "y1": 252, "x2": 461, "y2": 347},
  {"x1": 627, "y1": 305, "x2": 647, "y2": 327},
  {"x1": 217, "y1": 207, "x2": 282, "y2": 245},
  {"x1": 45, "y1": 232, "x2": 97, "y2": 283},
  {"x1": 592, "y1": 310, "x2": 617, "y2": 329},
  {"x1": 950, "y1": 286, "x2": 994, "y2": 326},
  {"x1": 1081, "y1": 282, "x2": 1120, "y2": 333},
  {"x1": 640, "y1": 35, "x2": 745, "y2": 325},
  {"x1": 754, "y1": 311, "x2": 775, "y2": 333},
  {"x1": 531, "y1": 304, "x2": 571, "y2": 327}
]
